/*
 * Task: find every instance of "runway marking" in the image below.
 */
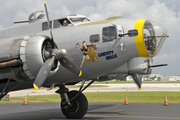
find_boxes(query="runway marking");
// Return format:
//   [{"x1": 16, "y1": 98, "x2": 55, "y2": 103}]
[{"x1": 85, "y1": 115, "x2": 180, "y2": 119}]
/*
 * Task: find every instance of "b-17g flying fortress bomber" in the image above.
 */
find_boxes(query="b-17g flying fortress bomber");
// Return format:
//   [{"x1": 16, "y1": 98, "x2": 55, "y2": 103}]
[{"x1": 0, "y1": 1, "x2": 168, "y2": 119}]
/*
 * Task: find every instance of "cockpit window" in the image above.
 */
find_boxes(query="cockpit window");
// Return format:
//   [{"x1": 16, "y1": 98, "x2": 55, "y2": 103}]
[
  {"x1": 70, "y1": 18, "x2": 90, "y2": 23},
  {"x1": 42, "y1": 21, "x2": 52, "y2": 31},
  {"x1": 53, "y1": 20, "x2": 62, "y2": 28},
  {"x1": 102, "y1": 26, "x2": 117, "y2": 42},
  {"x1": 53, "y1": 19, "x2": 71, "y2": 28},
  {"x1": 58, "y1": 19, "x2": 71, "y2": 27}
]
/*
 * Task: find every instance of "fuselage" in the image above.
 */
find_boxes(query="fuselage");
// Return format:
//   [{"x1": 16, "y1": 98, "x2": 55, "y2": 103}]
[{"x1": 0, "y1": 14, "x2": 167, "y2": 87}]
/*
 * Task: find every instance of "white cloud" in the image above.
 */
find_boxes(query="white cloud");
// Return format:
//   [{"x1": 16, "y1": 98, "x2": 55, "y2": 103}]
[
  {"x1": 84, "y1": 0, "x2": 147, "y2": 21},
  {"x1": 13, "y1": 10, "x2": 28, "y2": 22},
  {"x1": 105, "y1": 0, "x2": 146, "y2": 15},
  {"x1": 89, "y1": 13, "x2": 105, "y2": 21},
  {"x1": 4, "y1": 0, "x2": 17, "y2": 10},
  {"x1": 54, "y1": 6, "x2": 71, "y2": 17},
  {"x1": 76, "y1": 6, "x2": 95, "y2": 17}
]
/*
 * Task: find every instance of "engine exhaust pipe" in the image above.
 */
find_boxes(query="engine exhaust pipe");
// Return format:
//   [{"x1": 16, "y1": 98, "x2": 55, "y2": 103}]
[{"x1": 0, "y1": 59, "x2": 23, "y2": 69}]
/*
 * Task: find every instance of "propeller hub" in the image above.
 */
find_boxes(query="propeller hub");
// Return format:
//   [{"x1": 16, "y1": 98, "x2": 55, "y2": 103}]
[
  {"x1": 52, "y1": 49, "x2": 67, "y2": 59},
  {"x1": 44, "y1": 51, "x2": 51, "y2": 60}
]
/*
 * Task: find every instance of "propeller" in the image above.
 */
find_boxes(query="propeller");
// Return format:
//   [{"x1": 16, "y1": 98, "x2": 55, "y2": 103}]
[
  {"x1": 33, "y1": 1, "x2": 82, "y2": 90},
  {"x1": 131, "y1": 74, "x2": 142, "y2": 91}
]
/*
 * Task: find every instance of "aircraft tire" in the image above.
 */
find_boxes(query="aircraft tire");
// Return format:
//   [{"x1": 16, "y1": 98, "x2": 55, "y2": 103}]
[{"x1": 61, "y1": 90, "x2": 88, "y2": 119}]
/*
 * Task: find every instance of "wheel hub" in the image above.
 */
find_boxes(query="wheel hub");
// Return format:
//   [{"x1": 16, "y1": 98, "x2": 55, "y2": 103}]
[{"x1": 65, "y1": 99, "x2": 79, "y2": 113}]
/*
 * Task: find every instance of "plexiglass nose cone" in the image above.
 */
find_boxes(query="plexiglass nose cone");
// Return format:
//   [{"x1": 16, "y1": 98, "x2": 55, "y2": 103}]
[{"x1": 143, "y1": 20, "x2": 167, "y2": 56}]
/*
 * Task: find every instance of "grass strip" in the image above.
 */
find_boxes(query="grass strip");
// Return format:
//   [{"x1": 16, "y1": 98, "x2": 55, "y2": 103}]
[
  {"x1": 85, "y1": 91, "x2": 180, "y2": 103},
  {"x1": 0, "y1": 91, "x2": 180, "y2": 104}
]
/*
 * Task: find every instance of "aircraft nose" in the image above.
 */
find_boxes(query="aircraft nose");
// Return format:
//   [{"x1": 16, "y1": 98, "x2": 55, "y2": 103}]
[
  {"x1": 143, "y1": 20, "x2": 167, "y2": 56},
  {"x1": 134, "y1": 19, "x2": 167, "y2": 57}
]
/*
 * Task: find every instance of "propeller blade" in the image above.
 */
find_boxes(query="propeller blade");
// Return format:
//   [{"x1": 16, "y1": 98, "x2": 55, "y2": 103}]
[
  {"x1": 59, "y1": 57, "x2": 82, "y2": 77},
  {"x1": 131, "y1": 74, "x2": 142, "y2": 91},
  {"x1": 33, "y1": 56, "x2": 55, "y2": 90},
  {"x1": 44, "y1": 0, "x2": 55, "y2": 48}
]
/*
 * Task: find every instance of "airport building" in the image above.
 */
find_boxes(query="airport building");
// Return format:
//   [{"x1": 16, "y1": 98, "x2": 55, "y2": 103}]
[
  {"x1": 161, "y1": 75, "x2": 180, "y2": 81},
  {"x1": 126, "y1": 74, "x2": 180, "y2": 81}
]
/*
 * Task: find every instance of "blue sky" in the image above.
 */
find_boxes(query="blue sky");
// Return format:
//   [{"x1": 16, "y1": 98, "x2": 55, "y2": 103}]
[{"x1": 0, "y1": 0, "x2": 179, "y2": 75}]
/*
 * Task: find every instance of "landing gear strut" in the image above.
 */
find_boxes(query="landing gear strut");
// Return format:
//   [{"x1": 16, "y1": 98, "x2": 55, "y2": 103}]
[
  {"x1": 0, "y1": 79, "x2": 20, "y2": 100},
  {"x1": 56, "y1": 81, "x2": 94, "y2": 119},
  {"x1": 61, "y1": 91, "x2": 88, "y2": 119}
]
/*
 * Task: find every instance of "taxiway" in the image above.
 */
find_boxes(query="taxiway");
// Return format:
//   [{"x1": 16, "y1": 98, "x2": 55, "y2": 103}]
[
  {"x1": 0, "y1": 103, "x2": 180, "y2": 120},
  {"x1": 9, "y1": 83, "x2": 180, "y2": 97}
]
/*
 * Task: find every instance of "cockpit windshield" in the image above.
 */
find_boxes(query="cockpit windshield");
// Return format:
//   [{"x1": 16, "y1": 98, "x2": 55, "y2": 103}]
[
  {"x1": 70, "y1": 18, "x2": 90, "y2": 23},
  {"x1": 143, "y1": 20, "x2": 167, "y2": 56}
]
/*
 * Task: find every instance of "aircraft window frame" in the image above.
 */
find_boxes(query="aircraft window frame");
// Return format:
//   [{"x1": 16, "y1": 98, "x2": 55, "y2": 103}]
[
  {"x1": 70, "y1": 18, "x2": 90, "y2": 23},
  {"x1": 42, "y1": 21, "x2": 52, "y2": 31},
  {"x1": 90, "y1": 34, "x2": 100, "y2": 43},
  {"x1": 53, "y1": 20, "x2": 62, "y2": 29},
  {"x1": 102, "y1": 26, "x2": 117, "y2": 42}
]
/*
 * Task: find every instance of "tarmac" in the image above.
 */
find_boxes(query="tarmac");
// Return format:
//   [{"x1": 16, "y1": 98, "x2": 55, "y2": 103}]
[
  {"x1": 1, "y1": 83, "x2": 180, "y2": 120},
  {"x1": 0, "y1": 103, "x2": 180, "y2": 120}
]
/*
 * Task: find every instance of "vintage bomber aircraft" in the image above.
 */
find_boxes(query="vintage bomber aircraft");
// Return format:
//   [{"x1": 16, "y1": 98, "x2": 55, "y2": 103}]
[{"x1": 0, "y1": 1, "x2": 168, "y2": 119}]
